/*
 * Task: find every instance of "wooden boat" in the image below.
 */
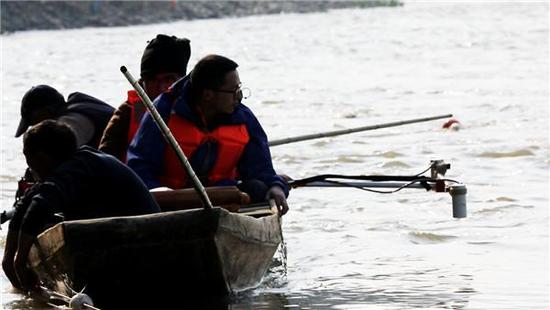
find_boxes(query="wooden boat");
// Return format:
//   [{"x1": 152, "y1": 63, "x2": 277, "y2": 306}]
[{"x1": 27, "y1": 201, "x2": 282, "y2": 309}]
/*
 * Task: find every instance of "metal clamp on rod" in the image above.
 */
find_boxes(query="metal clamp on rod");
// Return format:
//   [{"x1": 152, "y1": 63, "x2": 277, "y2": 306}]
[
  {"x1": 120, "y1": 66, "x2": 213, "y2": 210},
  {"x1": 430, "y1": 159, "x2": 451, "y2": 178}
]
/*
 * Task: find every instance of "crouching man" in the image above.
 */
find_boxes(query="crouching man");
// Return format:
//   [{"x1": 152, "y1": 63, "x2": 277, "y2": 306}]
[{"x1": 3, "y1": 120, "x2": 160, "y2": 292}]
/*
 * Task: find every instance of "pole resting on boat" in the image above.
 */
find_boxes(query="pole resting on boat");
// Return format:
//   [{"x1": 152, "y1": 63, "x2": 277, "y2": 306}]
[{"x1": 120, "y1": 66, "x2": 213, "y2": 210}]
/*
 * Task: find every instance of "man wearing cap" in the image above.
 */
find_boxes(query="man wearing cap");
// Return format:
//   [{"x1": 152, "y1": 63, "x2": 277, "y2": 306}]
[
  {"x1": 99, "y1": 34, "x2": 191, "y2": 161},
  {"x1": 3, "y1": 120, "x2": 160, "y2": 292},
  {"x1": 15, "y1": 85, "x2": 114, "y2": 148},
  {"x1": 127, "y1": 54, "x2": 289, "y2": 214}
]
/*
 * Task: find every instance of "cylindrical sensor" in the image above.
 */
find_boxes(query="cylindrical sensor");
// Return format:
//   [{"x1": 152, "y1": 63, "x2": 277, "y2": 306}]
[{"x1": 449, "y1": 184, "x2": 467, "y2": 218}]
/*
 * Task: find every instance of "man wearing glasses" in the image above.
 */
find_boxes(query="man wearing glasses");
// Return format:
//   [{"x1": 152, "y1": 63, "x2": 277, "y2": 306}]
[{"x1": 127, "y1": 54, "x2": 289, "y2": 214}]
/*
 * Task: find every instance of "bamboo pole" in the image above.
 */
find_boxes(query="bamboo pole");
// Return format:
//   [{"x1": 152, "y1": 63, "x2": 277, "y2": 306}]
[
  {"x1": 268, "y1": 114, "x2": 453, "y2": 147},
  {"x1": 120, "y1": 66, "x2": 213, "y2": 210}
]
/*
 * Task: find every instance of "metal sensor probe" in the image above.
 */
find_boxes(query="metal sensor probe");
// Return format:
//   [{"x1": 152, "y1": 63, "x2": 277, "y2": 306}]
[{"x1": 449, "y1": 184, "x2": 467, "y2": 218}]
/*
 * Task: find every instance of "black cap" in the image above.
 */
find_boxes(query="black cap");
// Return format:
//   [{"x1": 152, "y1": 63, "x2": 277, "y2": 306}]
[
  {"x1": 140, "y1": 34, "x2": 191, "y2": 79},
  {"x1": 15, "y1": 85, "x2": 65, "y2": 137}
]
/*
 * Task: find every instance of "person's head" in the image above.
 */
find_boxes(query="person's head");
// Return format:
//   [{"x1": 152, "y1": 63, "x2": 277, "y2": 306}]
[
  {"x1": 140, "y1": 34, "x2": 191, "y2": 100},
  {"x1": 23, "y1": 120, "x2": 77, "y2": 180},
  {"x1": 15, "y1": 85, "x2": 66, "y2": 138},
  {"x1": 189, "y1": 54, "x2": 242, "y2": 116}
]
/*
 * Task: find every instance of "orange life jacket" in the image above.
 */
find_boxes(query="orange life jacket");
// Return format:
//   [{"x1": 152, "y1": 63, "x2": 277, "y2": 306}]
[
  {"x1": 126, "y1": 90, "x2": 147, "y2": 145},
  {"x1": 160, "y1": 116, "x2": 250, "y2": 189}
]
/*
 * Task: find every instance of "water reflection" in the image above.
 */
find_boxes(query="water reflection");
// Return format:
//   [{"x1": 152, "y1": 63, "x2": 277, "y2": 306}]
[
  {"x1": 233, "y1": 285, "x2": 474, "y2": 309},
  {"x1": 232, "y1": 245, "x2": 476, "y2": 310}
]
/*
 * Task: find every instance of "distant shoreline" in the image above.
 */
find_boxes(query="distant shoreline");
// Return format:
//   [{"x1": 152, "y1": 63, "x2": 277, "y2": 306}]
[{"x1": 0, "y1": 1, "x2": 402, "y2": 34}]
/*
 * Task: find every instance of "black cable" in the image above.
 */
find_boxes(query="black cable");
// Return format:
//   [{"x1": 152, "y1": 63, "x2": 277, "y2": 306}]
[
  {"x1": 414, "y1": 164, "x2": 433, "y2": 177},
  {"x1": 290, "y1": 174, "x2": 434, "y2": 187},
  {"x1": 288, "y1": 161, "x2": 460, "y2": 191},
  {"x1": 321, "y1": 178, "x2": 433, "y2": 194}
]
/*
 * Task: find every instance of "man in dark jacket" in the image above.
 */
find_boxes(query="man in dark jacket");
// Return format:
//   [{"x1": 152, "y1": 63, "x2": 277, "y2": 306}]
[
  {"x1": 127, "y1": 54, "x2": 289, "y2": 214},
  {"x1": 15, "y1": 84, "x2": 114, "y2": 148},
  {"x1": 3, "y1": 120, "x2": 160, "y2": 292},
  {"x1": 99, "y1": 34, "x2": 191, "y2": 161}
]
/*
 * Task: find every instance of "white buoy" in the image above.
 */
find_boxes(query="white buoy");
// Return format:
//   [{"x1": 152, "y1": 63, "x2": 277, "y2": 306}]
[
  {"x1": 449, "y1": 184, "x2": 467, "y2": 218},
  {"x1": 69, "y1": 293, "x2": 94, "y2": 310}
]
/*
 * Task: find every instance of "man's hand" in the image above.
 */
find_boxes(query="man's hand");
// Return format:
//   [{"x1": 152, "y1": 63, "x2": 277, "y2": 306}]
[
  {"x1": 14, "y1": 253, "x2": 39, "y2": 292},
  {"x1": 3, "y1": 228, "x2": 24, "y2": 290},
  {"x1": 266, "y1": 186, "x2": 288, "y2": 215},
  {"x1": 13, "y1": 232, "x2": 40, "y2": 293},
  {"x1": 2, "y1": 254, "x2": 23, "y2": 291}
]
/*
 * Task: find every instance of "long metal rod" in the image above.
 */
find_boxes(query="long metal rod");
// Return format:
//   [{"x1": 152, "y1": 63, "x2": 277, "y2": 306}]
[
  {"x1": 269, "y1": 114, "x2": 453, "y2": 147},
  {"x1": 120, "y1": 66, "x2": 213, "y2": 210},
  {"x1": 292, "y1": 181, "x2": 429, "y2": 189}
]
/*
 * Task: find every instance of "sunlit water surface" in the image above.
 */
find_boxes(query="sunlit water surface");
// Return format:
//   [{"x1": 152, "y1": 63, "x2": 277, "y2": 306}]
[{"x1": 1, "y1": 2, "x2": 548, "y2": 309}]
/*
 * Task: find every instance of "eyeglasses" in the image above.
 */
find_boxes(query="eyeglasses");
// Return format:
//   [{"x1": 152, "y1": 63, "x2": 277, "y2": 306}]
[{"x1": 214, "y1": 83, "x2": 251, "y2": 100}]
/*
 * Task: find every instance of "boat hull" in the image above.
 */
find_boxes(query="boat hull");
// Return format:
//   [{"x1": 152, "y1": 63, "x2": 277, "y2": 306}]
[{"x1": 28, "y1": 207, "x2": 281, "y2": 308}]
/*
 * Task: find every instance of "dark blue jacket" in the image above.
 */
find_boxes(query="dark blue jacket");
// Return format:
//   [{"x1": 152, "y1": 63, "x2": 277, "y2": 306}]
[
  {"x1": 10, "y1": 147, "x2": 160, "y2": 236},
  {"x1": 63, "y1": 92, "x2": 115, "y2": 148},
  {"x1": 127, "y1": 76, "x2": 288, "y2": 195}
]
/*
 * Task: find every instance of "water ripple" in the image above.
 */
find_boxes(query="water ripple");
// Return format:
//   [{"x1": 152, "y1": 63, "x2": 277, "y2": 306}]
[
  {"x1": 485, "y1": 196, "x2": 517, "y2": 202},
  {"x1": 475, "y1": 204, "x2": 534, "y2": 214},
  {"x1": 319, "y1": 155, "x2": 365, "y2": 164},
  {"x1": 408, "y1": 231, "x2": 458, "y2": 244},
  {"x1": 374, "y1": 151, "x2": 403, "y2": 158},
  {"x1": 381, "y1": 160, "x2": 411, "y2": 168},
  {"x1": 478, "y1": 149, "x2": 534, "y2": 158},
  {"x1": 261, "y1": 100, "x2": 283, "y2": 105}
]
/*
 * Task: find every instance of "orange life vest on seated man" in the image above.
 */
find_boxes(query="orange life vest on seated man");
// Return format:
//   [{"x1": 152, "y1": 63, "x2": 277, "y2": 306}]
[
  {"x1": 126, "y1": 90, "x2": 147, "y2": 145},
  {"x1": 159, "y1": 115, "x2": 250, "y2": 189}
]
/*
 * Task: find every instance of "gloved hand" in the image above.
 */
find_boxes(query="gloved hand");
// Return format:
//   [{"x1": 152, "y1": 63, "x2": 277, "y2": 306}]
[{"x1": 265, "y1": 186, "x2": 288, "y2": 215}]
